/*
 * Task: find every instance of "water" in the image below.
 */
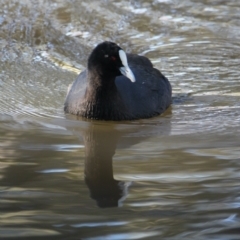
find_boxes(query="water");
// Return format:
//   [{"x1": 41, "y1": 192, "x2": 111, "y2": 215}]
[{"x1": 0, "y1": 0, "x2": 240, "y2": 239}]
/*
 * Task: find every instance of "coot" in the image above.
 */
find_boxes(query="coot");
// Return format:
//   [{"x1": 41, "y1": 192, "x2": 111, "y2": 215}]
[{"x1": 64, "y1": 41, "x2": 172, "y2": 120}]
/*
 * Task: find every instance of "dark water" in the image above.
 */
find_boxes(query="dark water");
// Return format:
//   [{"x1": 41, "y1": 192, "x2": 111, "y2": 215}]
[{"x1": 0, "y1": 0, "x2": 240, "y2": 239}]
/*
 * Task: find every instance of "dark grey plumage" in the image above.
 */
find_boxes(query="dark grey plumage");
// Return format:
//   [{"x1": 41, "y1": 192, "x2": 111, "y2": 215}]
[{"x1": 64, "y1": 41, "x2": 172, "y2": 120}]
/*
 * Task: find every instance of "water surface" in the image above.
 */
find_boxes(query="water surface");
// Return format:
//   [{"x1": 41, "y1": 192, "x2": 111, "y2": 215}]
[{"x1": 0, "y1": 0, "x2": 240, "y2": 239}]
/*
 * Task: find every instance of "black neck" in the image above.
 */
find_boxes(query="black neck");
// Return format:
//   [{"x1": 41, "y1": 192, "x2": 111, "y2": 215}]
[{"x1": 82, "y1": 72, "x2": 128, "y2": 120}]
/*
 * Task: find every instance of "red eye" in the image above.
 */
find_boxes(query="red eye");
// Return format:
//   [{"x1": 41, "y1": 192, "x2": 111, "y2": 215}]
[{"x1": 111, "y1": 56, "x2": 116, "y2": 61}]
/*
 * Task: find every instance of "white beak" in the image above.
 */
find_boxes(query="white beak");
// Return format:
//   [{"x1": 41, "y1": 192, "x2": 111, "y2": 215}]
[{"x1": 119, "y1": 50, "x2": 136, "y2": 82}]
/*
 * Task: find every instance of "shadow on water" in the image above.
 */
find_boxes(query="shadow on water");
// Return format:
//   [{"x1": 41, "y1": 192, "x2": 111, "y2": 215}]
[{"x1": 65, "y1": 110, "x2": 172, "y2": 208}]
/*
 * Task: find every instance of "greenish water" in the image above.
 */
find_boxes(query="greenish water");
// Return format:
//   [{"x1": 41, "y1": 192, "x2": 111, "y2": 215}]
[{"x1": 0, "y1": 0, "x2": 240, "y2": 239}]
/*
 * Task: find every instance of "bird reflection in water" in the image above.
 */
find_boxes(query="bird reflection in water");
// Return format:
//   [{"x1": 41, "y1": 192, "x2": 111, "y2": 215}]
[
  {"x1": 83, "y1": 123, "x2": 129, "y2": 208},
  {"x1": 66, "y1": 109, "x2": 171, "y2": 208}
]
